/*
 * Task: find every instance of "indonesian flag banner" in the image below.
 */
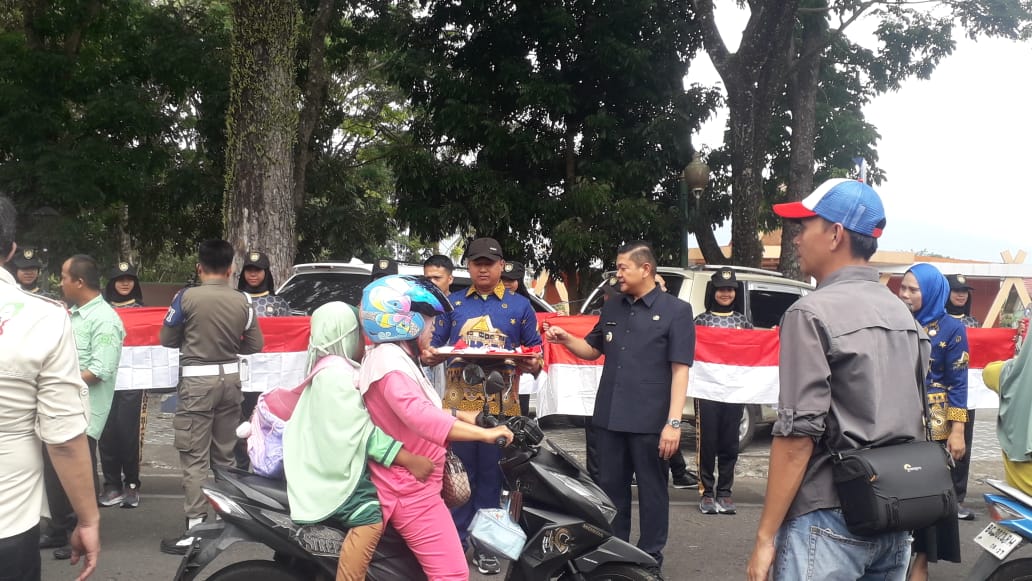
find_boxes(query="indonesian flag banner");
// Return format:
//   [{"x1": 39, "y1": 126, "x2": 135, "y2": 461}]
[
  {"x1": 115, "y1": 308, "x2": 311, "y2": 393},
  {"x1": 535, "y1": 314, "x2": 1017, "y2": 417},
  {"x1": 115, "y1": 310, "x2": 1017, "y2": 407}
]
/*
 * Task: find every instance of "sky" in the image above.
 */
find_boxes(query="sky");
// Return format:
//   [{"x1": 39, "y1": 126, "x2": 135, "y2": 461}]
[{"x1": 691, "y1": 8, "x2": 1032, "y2": 263}]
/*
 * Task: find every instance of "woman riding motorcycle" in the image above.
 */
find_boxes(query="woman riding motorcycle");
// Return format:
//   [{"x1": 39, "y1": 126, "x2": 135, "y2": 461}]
[{"x1": 359, "y1": 275, "x2": 513, "y2": 580}]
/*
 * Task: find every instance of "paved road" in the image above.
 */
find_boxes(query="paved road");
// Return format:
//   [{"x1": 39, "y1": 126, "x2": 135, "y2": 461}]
[{"x1": 39, "y1": 396, "x2": 1016, "y2": 580}]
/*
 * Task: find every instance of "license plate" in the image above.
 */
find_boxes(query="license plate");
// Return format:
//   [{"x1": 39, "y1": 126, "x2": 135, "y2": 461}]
[{"x1": 974, "y1": 522, "x2": 1024, "y2": 560}]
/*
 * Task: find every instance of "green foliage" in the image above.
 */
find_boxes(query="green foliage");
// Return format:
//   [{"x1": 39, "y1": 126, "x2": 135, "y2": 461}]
[
  {"x1": 0, "y1": 0, "x2": 231, "y2": 266},
  {"x1": 386, "y1": 0, "x2": 719, "y2": 286}
]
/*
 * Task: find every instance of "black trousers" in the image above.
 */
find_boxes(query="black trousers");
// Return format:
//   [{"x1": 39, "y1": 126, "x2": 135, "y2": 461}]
[
  {"x1": 99, "y1": 389, "x2": 147, "y2": 488},
  {"x1": 695, "y1": 398, "x2": 742, "y2": 498},
  {"x1": 43, "y1": 436, "x2": 98, "y2": 535},
  {"x1": 952, "y1": 409, "x2": 976, "y2": 503},
  {"x1": 590, "y1": 425, "x2": 669, "y2": 566},
  {"x1": 0, "y1": 525, "x2": 41, "y2": 581},
  {"x1": 234, "y1": 391, "x2": 260, "y2": 471},
  {"x1": 669, "y1": 448, "x2": 688, "y2": 478}
]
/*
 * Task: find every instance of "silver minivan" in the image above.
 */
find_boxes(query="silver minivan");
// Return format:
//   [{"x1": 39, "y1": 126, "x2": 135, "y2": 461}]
[{"x1": 580, "y1": 265, "x2": 813, "y2": 448}]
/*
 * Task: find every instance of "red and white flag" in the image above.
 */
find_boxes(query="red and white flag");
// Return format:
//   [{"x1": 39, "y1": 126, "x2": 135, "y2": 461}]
[
  {"x1": 115, "y1": 310, "x2": 1017, "y2": 407},
  {"x1": 536, "y1": 315, "x2": 1016, "y2": 417},
  {"x1": 116, "y1": 308, "x2": 311, "y2": 393}
]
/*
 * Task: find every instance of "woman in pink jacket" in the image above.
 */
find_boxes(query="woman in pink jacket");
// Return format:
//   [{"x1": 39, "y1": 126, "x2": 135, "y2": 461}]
[{"x1": 359, "y1": 275, "x2": 513, "y2": 580}]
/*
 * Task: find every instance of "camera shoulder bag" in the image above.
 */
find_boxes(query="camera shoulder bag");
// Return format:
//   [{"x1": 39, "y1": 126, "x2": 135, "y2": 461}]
[{"x1": 829, "y1": 321, "x2": 957, "y2": 536}]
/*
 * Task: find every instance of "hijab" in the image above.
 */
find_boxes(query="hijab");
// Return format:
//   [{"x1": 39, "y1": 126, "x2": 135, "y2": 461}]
[
  {"x1": 305, "y1": 301, "x2": 363, "y2": 372},
  {"x1": 906, "y1": 263, "x2": 949, "y2": 327}
]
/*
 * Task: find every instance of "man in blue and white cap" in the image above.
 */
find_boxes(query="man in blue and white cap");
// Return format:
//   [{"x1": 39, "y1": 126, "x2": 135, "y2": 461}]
[{"x1": 746, "y1": 179, "x2": 928, "y2": 580}]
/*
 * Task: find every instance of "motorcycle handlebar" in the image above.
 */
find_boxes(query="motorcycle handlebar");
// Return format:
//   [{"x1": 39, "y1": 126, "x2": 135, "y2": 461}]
[{"x1": 495, "y1": 436, "x2": 508, "y2": 448}]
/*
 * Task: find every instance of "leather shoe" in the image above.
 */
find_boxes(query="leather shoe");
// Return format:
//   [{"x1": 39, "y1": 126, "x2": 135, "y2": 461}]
[
  {"x1": 53, "y1": 545, "x2": 72, "y2": 560},
  {"x1": 38, "y1": 531, "x2": 68, "y2": 549},
  {"x1": 958, "y1": 504, "x2": 975, "y2": 521}
]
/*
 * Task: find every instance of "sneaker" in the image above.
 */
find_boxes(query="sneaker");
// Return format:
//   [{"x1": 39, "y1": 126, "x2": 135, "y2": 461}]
[
  {"x1": 671, "y1": 473, "x2": 697, "y2": 489},
  {"x1": 716, "y1": 497, "x2": 737, "y2": 515},
  {"x1": 160, "y1": 532, "x2": 197, "y2": 555},
  {"x1": 473, "y1": 551, "x2": 501, "y2": 575},
  {"x1": 97, "y1": 485, "x2": 124, "y2": 507},
  {"x1": 38, "y1": 531, "x2": 68, "y2": 549},
  {"x1": 121, "y1": 484, "x2": 140, "y2": 508},
  {"x1": 958, "y1": 503, "x2": 975, "y2": 521},
  {"x1": 699, "y1": 496, "x2": 718, "y2": 515}
]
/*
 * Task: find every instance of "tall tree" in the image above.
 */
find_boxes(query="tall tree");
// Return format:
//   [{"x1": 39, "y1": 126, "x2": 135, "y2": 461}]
[
  {"x1": 694, "y1": 0, "x2": 800, "y2": 267},
  {"x1": 388, "y1": 0, "x2": 718, "y2": 300},
  {"x1": 223, "y1": 0, "x2": 299, "y2": 283}
]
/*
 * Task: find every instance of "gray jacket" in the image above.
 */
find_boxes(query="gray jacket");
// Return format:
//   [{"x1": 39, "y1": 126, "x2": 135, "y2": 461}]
[{"x1": 774, "y1": 265, "x2": 929, "y2": 520}]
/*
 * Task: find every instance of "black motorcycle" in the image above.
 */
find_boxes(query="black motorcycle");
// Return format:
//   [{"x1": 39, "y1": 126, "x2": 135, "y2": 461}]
[
  {"x1": 463, "y1": 363, "x2": 661, "y2": 581},
  {"x1": 173, "y1": 364, "x2": 659, "y2": 581}
]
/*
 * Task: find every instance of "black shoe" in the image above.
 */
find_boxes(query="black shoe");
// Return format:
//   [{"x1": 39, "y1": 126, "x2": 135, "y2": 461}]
[
  {"x1": 645, "y1": 564, "x2": 665, "y2": 580},
  {"x1": 160, "y1": 532, "x2": 197, "y2": 555},
  {"x1": 958, "y1": 503, "x2": 975, "y2": 521},
  {"x1": 671, "y1": 473, "x2": 697, "y2": 488},
  {"x1": 38, "y1": 531, "x2": 68, "y2": 549},
  {"x1": 53, "y1": 545, "x2": 72, "y2": 560}
]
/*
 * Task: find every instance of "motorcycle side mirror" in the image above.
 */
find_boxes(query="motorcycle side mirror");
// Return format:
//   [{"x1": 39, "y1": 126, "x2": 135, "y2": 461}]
[
  {"x1": 484, "y1": 370, "x2": 506, "y2": 396},
  {"x1": 462, "y1": 364, "x2": 485, "y2": 386}
]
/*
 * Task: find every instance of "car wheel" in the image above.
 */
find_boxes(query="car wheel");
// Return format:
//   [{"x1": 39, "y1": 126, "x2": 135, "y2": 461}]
[{"x1": 738, "y1": 405, "x2": 760, "y2": 450}]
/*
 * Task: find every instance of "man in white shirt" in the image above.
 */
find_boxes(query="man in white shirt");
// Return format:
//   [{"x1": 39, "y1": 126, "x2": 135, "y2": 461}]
[{"x1": 0, "y1": 195, "x2": 100, "y2": 580}]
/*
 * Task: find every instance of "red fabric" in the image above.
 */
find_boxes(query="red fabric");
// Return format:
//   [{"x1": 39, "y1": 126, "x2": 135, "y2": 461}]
[
  {"x1": 115, "y1": 309, "x2": 1019, "y2": 367},
  {"x1": 116, "y1": 308, "x2": 310, "y2": 352}
]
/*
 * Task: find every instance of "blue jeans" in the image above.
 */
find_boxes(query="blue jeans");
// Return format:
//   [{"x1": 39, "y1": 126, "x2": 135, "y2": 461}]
[{"x1": 774, "y1": 509, "x2": 911, "y2": 581}]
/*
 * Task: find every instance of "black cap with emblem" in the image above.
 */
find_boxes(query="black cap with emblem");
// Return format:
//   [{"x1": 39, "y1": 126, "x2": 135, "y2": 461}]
[
  {"x1": 946, "y1": 274, "x2": 973, "y2": 292},
  {"x1": 104, "y1": 260, "x2": 144, "y2": 304},
  {"x1": 710, "y1": 267, "x2": 738, "y2": 289},
  {"x1": 11, "y1": 247, "x2": 42, "y2": 269},
  {"x1": 371, "y1": 257, "x2": 398, "y2": 280},
  {"x1": 237, "y1": 250, "x2": 276, "y2": 293}
]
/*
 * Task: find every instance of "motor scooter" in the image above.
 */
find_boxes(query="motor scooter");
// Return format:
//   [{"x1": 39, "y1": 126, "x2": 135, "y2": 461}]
[
  {"x1": 965, "y1": 478, "x2": 1032, "y2": 580},
  {"x1": 462, "y1": 362, "x2": 662, "y2": 580},
  {"x1": 173, "y1": 362, "x2": 661, "y2": 581}
]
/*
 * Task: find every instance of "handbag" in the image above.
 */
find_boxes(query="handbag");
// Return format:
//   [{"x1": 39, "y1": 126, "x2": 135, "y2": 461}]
[
  {"x1": 829, "y1": 321, "x2": 957, "y2": 536},
  {"x1": 441, "y1": 448, "x2": 471, "y2": 508}
]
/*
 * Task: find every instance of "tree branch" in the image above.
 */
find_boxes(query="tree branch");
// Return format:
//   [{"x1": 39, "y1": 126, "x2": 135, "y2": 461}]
[{"x1": 692, "y1": 0, "x2": 731, "y2": 78}]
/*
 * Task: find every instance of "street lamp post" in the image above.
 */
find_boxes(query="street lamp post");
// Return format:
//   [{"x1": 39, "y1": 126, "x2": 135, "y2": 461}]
[{"x1": 680, "y1": 152, "x2": 711, "y2": 268}]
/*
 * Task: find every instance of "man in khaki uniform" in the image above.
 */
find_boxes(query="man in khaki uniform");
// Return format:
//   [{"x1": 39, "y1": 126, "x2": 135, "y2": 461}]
[{"x1": 159, "y1": 239, "x2": 264, "y2": 554}]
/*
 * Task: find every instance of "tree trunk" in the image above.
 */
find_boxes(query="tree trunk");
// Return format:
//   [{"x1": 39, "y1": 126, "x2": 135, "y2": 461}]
[
  {"x1": 781, "y1": 11, "x2": 825, "y2": 281},
  {"x1": 293, "y1": 0, "x2": 336, "y2": 211},
  {"x1": 224, "y1": 0, "x2": 300, "y2": 285},
  {"x1": 696, "y1": 0, "x2": 799, "y2": 267},
  {"x1": 692, "y1": 211, "x2": 727, "y2": 264}
]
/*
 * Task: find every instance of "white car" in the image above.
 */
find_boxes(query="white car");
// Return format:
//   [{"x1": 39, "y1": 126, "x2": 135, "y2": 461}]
[{"x1": 277, "y1": 259, "x2": 556, "y2": 315}]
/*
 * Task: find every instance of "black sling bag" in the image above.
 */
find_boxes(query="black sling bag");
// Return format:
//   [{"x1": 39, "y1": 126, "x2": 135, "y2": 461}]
[{"x1": 828, "y1": 321, "x2": 957, "y2": 536}]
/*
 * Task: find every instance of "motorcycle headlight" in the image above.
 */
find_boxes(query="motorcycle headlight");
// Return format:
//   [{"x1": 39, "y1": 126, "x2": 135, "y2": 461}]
[{"x1": 544, "y1": 469, "x2": 617, "y2": 523}]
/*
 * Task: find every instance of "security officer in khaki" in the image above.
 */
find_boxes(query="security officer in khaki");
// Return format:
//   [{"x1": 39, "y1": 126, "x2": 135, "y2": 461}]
[{"x1": 158, "y1": 240, "x2": 264, "y2": 554}]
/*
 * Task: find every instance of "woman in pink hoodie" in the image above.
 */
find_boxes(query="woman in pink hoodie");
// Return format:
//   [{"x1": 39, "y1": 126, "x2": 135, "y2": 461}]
[{"x1": 359, "y1": 275, "x2": 513, "y2": 580}]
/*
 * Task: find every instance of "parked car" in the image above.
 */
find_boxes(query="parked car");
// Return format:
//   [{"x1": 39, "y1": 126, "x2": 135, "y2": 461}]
[
  {"x1": 580, "y1": 264, "x2": 813, "y2": 448},
  {"x1": 276, "y1": 259, "x2": 556, "y2": 315}
]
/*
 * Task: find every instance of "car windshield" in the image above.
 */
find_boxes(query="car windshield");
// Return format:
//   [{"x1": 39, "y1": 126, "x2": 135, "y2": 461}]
[{"x1": 277, "y1": 272, "x2": 368, "y2": 314}]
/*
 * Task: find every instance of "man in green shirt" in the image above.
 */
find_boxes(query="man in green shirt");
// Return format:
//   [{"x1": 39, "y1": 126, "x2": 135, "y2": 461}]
[{"x1": 42, "y1": 254, "x2": 125, "y2": 560}]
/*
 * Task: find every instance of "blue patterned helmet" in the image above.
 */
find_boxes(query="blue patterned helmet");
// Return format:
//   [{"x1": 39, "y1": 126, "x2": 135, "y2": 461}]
[{"x1": 360, "y1": 275, "x2": 453, "y2": 343}]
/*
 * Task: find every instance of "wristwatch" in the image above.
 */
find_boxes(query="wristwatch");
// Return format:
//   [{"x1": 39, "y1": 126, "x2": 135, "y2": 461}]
[{"x1": 667, "y1": 418, "x2": 681, "y2": 429}]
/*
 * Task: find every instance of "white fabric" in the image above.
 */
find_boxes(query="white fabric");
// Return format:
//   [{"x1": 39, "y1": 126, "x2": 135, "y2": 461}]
[
  {"x1": 180, "y1": 362, "x2": 239, "y2": 377},
  {"x1": 0, "y1": 268, "x2": 90, "y2": 537}
]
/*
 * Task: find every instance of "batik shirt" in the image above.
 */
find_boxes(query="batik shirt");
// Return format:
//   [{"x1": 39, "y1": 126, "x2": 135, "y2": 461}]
[
  {"x1": 431, "y1": 283, "x2": 542, "y2": 415},
  {"x1": 694, "y1": 311, "x2": 753, "y2": 329},
  {"x1": 925, "y1": 312, "x2": 970, "y2": 437},
  {"x1": 245, "y1": 291, "x2": 292, "y2": 317},
  {"x1": 950, "y1": 313, "x2": 980, "y2": 329}
]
